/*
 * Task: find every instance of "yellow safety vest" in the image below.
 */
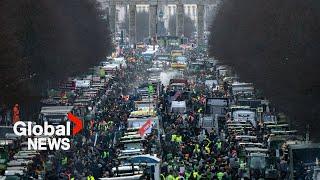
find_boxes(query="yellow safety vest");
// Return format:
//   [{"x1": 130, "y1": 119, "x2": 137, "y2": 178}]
[
  {"x1": 192, "y1": 171, "x2": 201, "y2": 180},
  {"x1": 175, "y1": 135, "x2": 182, "y2": 143},
  {"x1": 205, "y1": 146, "x2": 210, "y2": 154},
  {"x1": 171, "y1": 134, "x2": 177, "y2": 142},
  {"x1": 205, "y1": 140, "x2": 211, "y2": 154},
  {"x1": 166, "y1": 174, "x2": 175, "y2": 180},
  {"x1": 87, "y1": 175, "x2": 95, "y2": 180},
  {"x1": 194, "y1": 144, "x2": 200, "y2": 153}
]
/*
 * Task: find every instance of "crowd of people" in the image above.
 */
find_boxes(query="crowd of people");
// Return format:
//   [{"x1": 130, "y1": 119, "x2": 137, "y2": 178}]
[
  {"x1": 159, "y1": 87, "x2": 241, "y2": 180},
  {"x1": 44, "y1": 61, "x2": 148, "y2": 179},
  {"x1": 1, "y1": 44, "x2": 313, "y2": 180}
]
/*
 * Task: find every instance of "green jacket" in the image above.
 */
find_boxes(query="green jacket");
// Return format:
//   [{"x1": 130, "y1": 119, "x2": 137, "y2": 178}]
[
  {"x1": 102, "y1": 151, "x2": 109, "y2": 158},
  {"x1": 87, "y1": 175, "x2": 95, "y2": 180},
  {"x1": 61, "y1": 157, "x2": 68, "y2": 165},
  {"x1": 192, "y1": 171, "x2": 201, "y2": 180},
  {"x1": 216, "y1": 141, "x2": 222, "y2": 150},
  {"x1": 217, "y1": 172, "x2": 224, "y2": 180},
  {"x1": 166, "y1": 174, "x2": 175, "y2": 180},
  {"x1": 185, "y1": 172, "x2": 191, "y2": 180}
]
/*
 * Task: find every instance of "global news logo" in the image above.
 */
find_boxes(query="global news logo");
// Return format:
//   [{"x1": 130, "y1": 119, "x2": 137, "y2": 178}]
[{"x1": 13, "y1": 113, "x2": 83, "y2": 151}]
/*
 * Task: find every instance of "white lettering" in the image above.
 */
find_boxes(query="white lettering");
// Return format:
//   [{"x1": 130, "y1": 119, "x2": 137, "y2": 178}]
[
  {"x1": 13, "y1": 121, "x2": 26, "y2": 136},
  {"x1": 28, "y1": 122, "x2": 32, "y2": 136},
  {"x1": 28, "y1": 138, "x2": 37, "y2": 150},
  {"x1": 66, "y1": 122, "x2": 71, "y2": 136},
  {"x1": 14, "y1": 121, "x2": 73, "y2": 151},
  {"x1": 43, "y1": 122, "x2": 55, "y2": 136},
  {"x1": 55, "y1": 125, "x2": 66, "y2": 136},
  {"x1": 33, "y1": 125, "x2": 43, "y2": 136},
  {"x1": 60, "y1": 138, "x2": 70, "y2": 150},
  {"x1": 37, "y1": 138, "x2": 47, "y2": 150},
  {"x1": 48, "y1": 138, "x2": 62, "y2": 150}
]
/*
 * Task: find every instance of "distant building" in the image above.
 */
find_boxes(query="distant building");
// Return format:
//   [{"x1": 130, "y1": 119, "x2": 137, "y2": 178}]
[{"x1": 96, "y1": 0, "x2": 218, "y2": 33}]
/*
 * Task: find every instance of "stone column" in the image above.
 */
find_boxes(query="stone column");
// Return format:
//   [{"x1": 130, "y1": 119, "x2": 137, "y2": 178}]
[
  {"x1": 149, "y1": 4, "x2": 158, "y2": 38},
  {"x1": 129, "y1": 3, "x2": 136, "y2": 44},
  {"x1": 176, "y1": 1, "x2": 184, "y2": 37},
  {"x1": 197, "y1": 3, "x2": 205, "y2": 45},
  {"x1": 109, "y1": 4, "x2": 116, "y2": 34}
]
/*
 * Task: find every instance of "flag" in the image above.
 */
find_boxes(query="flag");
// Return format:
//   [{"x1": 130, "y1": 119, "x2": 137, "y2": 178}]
[{"x1": 138, "y1": 119, "x2": 152, "y2": 136}]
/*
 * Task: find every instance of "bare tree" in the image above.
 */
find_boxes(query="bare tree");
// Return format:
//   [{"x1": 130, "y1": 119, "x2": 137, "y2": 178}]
[
  {"x1": 0, "y1": 0, "x2": 112, "y2": 118},
  {"x1": 209, "y1": 0, "x2": 320, "y2": 141}
]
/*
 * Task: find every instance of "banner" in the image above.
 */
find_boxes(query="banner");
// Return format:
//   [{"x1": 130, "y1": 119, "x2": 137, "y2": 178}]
[{"x1": 138, "y1": 119, "x2": 152, "y2": 136}]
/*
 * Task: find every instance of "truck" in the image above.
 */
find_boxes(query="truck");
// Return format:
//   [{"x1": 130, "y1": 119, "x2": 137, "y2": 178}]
[
  {"x1": 170, "y1": 101, "x2": 186, "y2": 114},
  {"x1": 230, "y1": 107, "x2": 257, "y2": 128},
  {"x1": 246, "y1": 152, "x2": 278, "y2": 179},
  {"x1": 206, "y1": 97, "x2": 228, "y2": 115},
  {"x1": 231, "y1": 82, "x2": 255, "y2": 97},
  {"x1": 171, "y1": 56, "x2": 187, "y2": 69},
  {"x1": 168, "y1": 79, "x2": 188, "y2": 91},
  {"x1": 288, "y1": 143, "x2": 320, "y2": 179},
  {"x1": 188, "y1": 62, "x2": 205, "y2": 74},
  {"x1": 39, "y1": 106, "x2": 74, "y2": 125}
]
